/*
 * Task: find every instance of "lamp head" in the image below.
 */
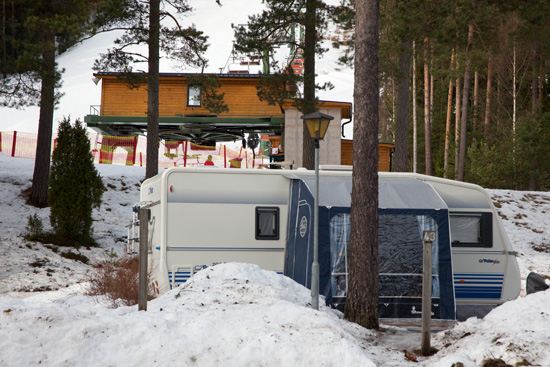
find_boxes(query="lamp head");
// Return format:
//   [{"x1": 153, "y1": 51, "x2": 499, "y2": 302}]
[{"x1": 301, "y1": 111, "x2": 334, "y2": 141}]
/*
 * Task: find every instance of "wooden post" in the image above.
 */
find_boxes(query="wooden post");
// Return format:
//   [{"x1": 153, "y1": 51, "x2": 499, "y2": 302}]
[
  {"x1": 421, "y1": 230, "x2": 435, "y2": 356},
  {"x1": 183, "y1": 141, "x2": 188, "y2": 167},
  {"x1": 131, "y1": 136, "x2": 138, "y2": 165},
  {"x1": 138, "y1": 208, "x2": 150, "y2": 311},
  {"x1": 11, "y1": 131, "x2": 17, "y2": 157}
]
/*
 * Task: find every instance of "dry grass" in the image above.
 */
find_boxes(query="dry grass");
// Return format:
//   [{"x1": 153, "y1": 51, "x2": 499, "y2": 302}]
[{"x1": 86, "y1": 256, "x2": 155, "y2": 308}]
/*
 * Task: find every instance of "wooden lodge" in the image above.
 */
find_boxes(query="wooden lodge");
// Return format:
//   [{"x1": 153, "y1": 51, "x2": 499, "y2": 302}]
[{"x1": 85, "y1": 72, "x2": 393, "y2": 170}]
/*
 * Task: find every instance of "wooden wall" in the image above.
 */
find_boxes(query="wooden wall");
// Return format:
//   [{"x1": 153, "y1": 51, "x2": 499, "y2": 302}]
[
  {"x1": 341, "y1": 140, "x2": 394, "y2": 172},
  {"x1": 99, "y1": 75, "x2": 283, "y2": 118}
]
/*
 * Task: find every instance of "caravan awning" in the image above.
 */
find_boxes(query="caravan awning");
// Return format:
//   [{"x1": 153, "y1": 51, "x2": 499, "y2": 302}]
[{"x1": 284, "y1": 174, "x2": 448, "y2": 210}]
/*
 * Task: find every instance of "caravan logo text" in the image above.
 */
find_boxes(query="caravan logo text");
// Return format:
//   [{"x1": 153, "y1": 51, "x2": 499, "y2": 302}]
[{"x1": 479, "y1": 259, "x2": 500, "y2": 265}]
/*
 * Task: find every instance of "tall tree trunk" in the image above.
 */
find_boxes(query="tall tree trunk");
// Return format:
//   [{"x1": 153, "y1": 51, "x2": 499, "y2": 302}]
[
  {"x1": 2, "y1": 0, "x2": 6, "y2": 68},
  {"x1": 512, "y1": 39, "x2": 516, "y2": 149},
  {"x1": 457, "y1": 21, "x2": 474, "y2": 182},
  {"x1": 301, "y1": 0, "x2": 317, "y2": 170},
  {"x1": 412, "y1": 41, "x2": 417, "y2": 173},
  {"x1": 497, "y1": 77, "x2": 501, "y2": 127},
  {"x1": 454, "y1": 74, "x2": 461, "y2": 178},
  {"x1": 473, "y1": 70, "x2": 479, "y2": 132},
  {"x1": 531, "y1": 49, "x2": 538, "y2": 115},
  {"x1": 444, "y1": 49, "x2": 455, "y2": 178},
  {"x1": 484, "y1": 55, "x2": 493, "y2": 138},
  {"x1": 538, "y1": 55, "x2": 543, "y2": 107},
  {"x1": 430, "y1": 48, "x2": 434, "y2": 127},
  {"x1": 394, "y1": 40, "x2": 411, "y2": 172},
  {"x1": 345, "y1": 0, "x2": 379, "y2": 331},
  {"x1": 146, "y1": 0, "x2": 160, "y2": 179},
  {"x1": 423, "y1": 37, "x2": 432, "y2": 175},
  {"x1": 530, "y1": 49, "x2": 539, "y2": 191},
  {"x1": 30, "y1": 30, "x2": 56, "y2": 207}
]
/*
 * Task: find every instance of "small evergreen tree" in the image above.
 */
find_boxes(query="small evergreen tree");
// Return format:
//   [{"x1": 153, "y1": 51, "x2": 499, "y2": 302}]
[{"x1": 48, "y1": 117, "x2": 105, "y2": 247}]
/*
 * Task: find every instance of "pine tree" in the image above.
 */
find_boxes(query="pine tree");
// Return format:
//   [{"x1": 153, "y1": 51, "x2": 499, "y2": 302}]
[
  {"x1": 345, "y1": 0, "x2": 380, "y2": 330},
  {"x1": 0, "y1": 0, "x2": 123, "y2": 207},
  {"x1": 48, "y1": 117, "x2": 104, "y2": 247},
  {"x1": 232, "y1": 0, "x2": 333, "y2": 169},
  {"x1": 93, "y1": 0, "x2": 209, "y2": 179}
]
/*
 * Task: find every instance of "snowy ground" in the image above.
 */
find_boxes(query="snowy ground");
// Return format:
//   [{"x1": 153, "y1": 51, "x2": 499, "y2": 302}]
[{"x1": 1, "y1": 152, "x2": 549, "y2": 366}]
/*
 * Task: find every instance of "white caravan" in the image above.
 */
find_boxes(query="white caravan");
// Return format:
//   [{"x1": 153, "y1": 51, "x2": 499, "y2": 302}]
[
  {"x1": 133, "y1": 167, "x2": 291, "y2": 295},
  {"x1": 130, "y1": 167, "x2": 520, "y2": 320}
]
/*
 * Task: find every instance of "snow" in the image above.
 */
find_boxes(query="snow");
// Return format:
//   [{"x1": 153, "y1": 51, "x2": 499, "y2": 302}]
[
  {"x1": 0, "y1": 0, "x2": 354, "y2": 137},
  {"x1": 1, "y1": 152, "x2": 550, "y2": 366}
]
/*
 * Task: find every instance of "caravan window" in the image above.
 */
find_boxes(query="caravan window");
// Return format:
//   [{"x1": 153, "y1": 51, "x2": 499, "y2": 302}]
[
  {"x1": 450, "y1": 213, "x2": 492, "y2": 248},
  {"x1": 255, "y1": 207, "x2": 279, "y2": 240}
]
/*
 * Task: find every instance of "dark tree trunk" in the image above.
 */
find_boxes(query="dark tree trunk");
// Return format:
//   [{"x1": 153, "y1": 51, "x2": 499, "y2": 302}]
[
  {"x1": 484, "y1": 56, "x2": 493, "y2": 138},
  {"x1": 301, "y1": 0, "x2": 316, "y2": 170},
  {"x1": 394, "y1": 40, "x2": 411, "y2": 172},
  {"x1": 444, "y1": 49, "x2": 455, "y2": 178},
  {"x1": 457, "y1": 21, "x2": 474, "y2": 182},
  {"x1": 529, "y1": 49, "x2": 539, "y2": 191},
  {"x1": 30, "y1": 30, "x2": 56, "y2": 207},
  {"x1": 2, "y1": 0, "x2": 6, "y2": 68},
  {"x1": 531, "y1": 49, "x2": 538, "y2": 115},
  {"x1": 146, "y1": 0, "x2": 160, "y2": 179},
  {"x1": 454, "y1": 73, "x2": 461, "y2": 177},
  {"x1": 344, "y1": 0, "x2": 379, "y2": 331}
]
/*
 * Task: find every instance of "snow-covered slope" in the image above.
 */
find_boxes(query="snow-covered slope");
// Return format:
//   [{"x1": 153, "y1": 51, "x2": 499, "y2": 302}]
[{"x1": 0, "y1": 0, "x2": 354, "y2": 137}]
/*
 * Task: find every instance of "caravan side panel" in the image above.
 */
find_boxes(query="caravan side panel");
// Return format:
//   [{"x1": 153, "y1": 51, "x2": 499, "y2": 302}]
[
  {"x1": 160, "y1": 169, "x2": 290, "y2": 290},
  {"x1": 427, "y1": 179, "x2": 521, "y2": 320},
  {"x1": 140, "y1": 173, "x2": 169, "y2": 293}
]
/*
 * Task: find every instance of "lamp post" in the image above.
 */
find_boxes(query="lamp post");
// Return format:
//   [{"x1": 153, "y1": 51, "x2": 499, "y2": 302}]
[{"x1": 301, "y1": 111, "x2": 334, "y2": 310}]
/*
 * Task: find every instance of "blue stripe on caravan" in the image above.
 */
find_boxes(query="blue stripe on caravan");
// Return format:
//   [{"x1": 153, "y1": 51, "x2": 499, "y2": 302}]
[
  {"x1": 455, "y1": 286, "x2": 503, "y2": 291},
  {"x1": 454, "y1": 273, "x2": 504, "y2": 277},
  {"x1": 454, "y1": 273, "x2": 504, "y2": 299},
  {"x1": 455, "y1": 286, "x2": 502, "y2": 299},
  {"x1": 168, "y1": 271, "x2": 192, "y2": 289},
  {"x1": 456, "y1": 291, "x2": 502, "y2": 299},
  {"x1": 455, "y1": 277, "x2": 503, "y2": 281},
  {"x1": 456, "y1": 293, "x2": 502, "y2": 298}
]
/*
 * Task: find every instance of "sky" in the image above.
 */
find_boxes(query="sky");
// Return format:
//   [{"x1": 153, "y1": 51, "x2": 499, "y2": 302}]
[
  {"x1": 1, "y1": 152, "x2": 549, "y2": 367},
  {"x1": 0, "y1": 0, "x2": 354, "y2": 137}
]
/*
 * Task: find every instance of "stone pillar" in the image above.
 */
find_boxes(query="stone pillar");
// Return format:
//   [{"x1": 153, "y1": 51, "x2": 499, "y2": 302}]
[
  {"x1": 284, "y1": 107, "x2": 342, "y2": 168},
  {"x1": 318, "y1": 108, "x2": 342, "y2": 166}
]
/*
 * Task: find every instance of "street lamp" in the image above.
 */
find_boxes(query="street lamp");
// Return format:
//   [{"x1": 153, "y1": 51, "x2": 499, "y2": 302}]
[{"x1": 301, "y1": 110, "x2": 334, "y2": 310}]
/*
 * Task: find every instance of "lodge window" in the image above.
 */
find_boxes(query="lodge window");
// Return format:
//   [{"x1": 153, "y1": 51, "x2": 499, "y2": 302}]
[
  {"x1": 255, "y1": 207, "x2": 279, "y2": 240},
  {"x1": 187, "y1": 85, "x2": 202, "y2": 107},
  {"x1": 450, "y1": 213, "x2": 492, "y2": 248}
]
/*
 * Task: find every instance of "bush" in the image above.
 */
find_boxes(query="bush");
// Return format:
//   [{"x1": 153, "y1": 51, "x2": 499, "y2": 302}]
[
  {"x1": 48, "y1": 117, "x2": 105, "y2": 248},
  {"x1": 60, "y1": 250, "x2": 90, "y2": 264},
  {"x1": 24, "y1": 214, "x2": 44, "y2": 241},
  {"x1": 86, "y1": 256, "x2": 155, "y2": 307}
]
